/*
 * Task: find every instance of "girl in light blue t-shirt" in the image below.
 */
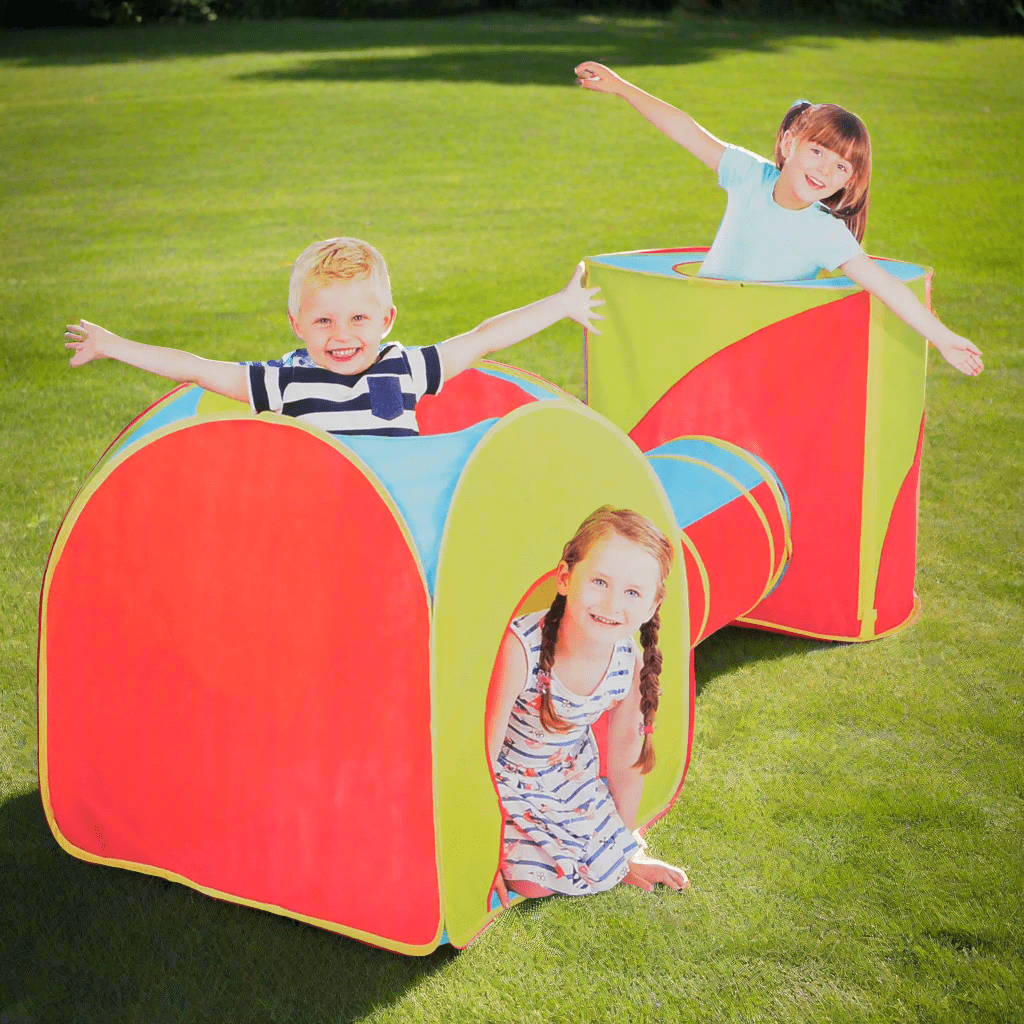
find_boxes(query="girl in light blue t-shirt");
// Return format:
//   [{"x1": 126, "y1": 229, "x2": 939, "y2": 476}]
[{"x1": 575, "y1": 61, "x2": 982, "y2": 377}]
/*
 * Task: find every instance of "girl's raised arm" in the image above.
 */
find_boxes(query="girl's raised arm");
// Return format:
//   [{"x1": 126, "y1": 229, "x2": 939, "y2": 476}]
[
  {"x1": 575, "y1": 61, "x2": 727, "y2": 172},
  {"x1": 840, "y1": 255, "x2": 984, "y2": 376}
]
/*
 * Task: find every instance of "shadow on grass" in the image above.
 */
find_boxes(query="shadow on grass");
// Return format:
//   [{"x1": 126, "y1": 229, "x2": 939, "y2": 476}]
[
  {"x1": 0, "y1": 790, "x2": 455, "y2": 1022},
  {"x1": 0, "y1": 13, "x2": 963, "y2": 86},
  {"x1": 692, "y1": 624, "x2": 841, "y2": 698}
]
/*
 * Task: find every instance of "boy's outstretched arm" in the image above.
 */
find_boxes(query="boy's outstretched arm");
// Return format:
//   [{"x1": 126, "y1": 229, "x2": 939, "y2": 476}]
[
  {"x1": 437, "y1": 262, "x2": 604, "y2": 381},
  {"x1": 65, "y1": 320, "x2": 251, "y2": 401},
  {"x1": 575, "y1": 61, "x2": 726, "y2": 172},
  {"x1": 840, "y1": 255, "x2": 984, "y2": 376}
]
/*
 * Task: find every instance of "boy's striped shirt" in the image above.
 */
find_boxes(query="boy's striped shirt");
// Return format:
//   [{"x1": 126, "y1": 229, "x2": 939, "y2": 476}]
[{"x1": 245, "y1": 343, "x2": 443, "y2": 437}]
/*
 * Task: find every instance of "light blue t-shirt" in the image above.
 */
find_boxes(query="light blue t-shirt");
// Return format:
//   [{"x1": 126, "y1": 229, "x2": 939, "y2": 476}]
[{"x1": 697, "y1": 146, "x2": 862, "y2": 282}]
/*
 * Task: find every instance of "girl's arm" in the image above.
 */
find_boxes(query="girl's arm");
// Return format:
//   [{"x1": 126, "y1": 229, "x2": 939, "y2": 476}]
[
  {"x1": 65, "y1": 320, "x2": 250, "y2": 401},
  {"x1": 606, "y1": 653, "x2": 689, "y2": 893},
  {"x1": 605, "y1": 653, "x2": 647, "y2": 830},
  {"x1": 485, "y1": 629, "x2": 529, "y2": 770},
  {"x1": 437, "y1": 263, "x2": 603, "y2": 382},
  {"x1": 575, "y1": 61, "x2": 727, "y2": 172},
  {"x1": 840, "y1": 255, "x2": 983, "y2": 376},
  {"x1": 485, "y1": 630, "x2": 529, "y2": 910}
]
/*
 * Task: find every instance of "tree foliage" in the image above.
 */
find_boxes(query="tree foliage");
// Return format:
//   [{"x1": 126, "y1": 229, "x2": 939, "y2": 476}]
[{"x1": 1, "y1": 0, "x2": 1019, "y2": 35}]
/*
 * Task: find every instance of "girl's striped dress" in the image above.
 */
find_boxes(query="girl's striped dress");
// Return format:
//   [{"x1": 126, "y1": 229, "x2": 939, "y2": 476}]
[{"x1": 494, "y1": 609, "x2": 640, "y2": 895}]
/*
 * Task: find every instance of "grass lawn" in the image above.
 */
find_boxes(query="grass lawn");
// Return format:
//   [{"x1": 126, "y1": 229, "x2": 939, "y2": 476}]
[{"x1": 1, "y1": 11, "x2": 1022, "y2": 1023}]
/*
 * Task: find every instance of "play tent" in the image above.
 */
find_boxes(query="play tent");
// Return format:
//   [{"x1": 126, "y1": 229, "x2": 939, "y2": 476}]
[
  {"x1": 40, "y1": 247, "x2": 933, "y2": 951},
  {"x1": 585, "y1": 248, "x2": 930, "y2": 641}
]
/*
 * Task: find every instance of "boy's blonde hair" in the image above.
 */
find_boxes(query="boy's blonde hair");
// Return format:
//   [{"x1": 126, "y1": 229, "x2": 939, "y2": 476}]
[{"x1": 288, "y1": 237, "x2": 393, "y2": 318}]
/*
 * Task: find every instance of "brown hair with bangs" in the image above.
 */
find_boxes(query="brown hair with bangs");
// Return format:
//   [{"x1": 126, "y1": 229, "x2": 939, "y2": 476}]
[
  {"x1": 534, "y1": 506, "x2": 674, "y2": 775},
  {"x1": 774, "y1": 101, "x2": 872, "y2": 243}
]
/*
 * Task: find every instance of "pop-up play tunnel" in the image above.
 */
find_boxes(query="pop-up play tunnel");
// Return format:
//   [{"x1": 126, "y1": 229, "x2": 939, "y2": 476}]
[
  {"x1": 39, "y1": 358, "x2": 791, "y2": 953},
  {"x1": 648, "y1": 437, "x2": 790, "y2": 647},
  {"x1": 585, "y1": 248, "x2": 930, "y2": 642}
]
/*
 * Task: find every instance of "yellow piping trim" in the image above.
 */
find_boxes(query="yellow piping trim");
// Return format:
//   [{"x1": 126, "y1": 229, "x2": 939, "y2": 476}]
[
  {"x1": 677, "y1": 527, "x2": 712, "y2": 644},
  {"x1": 736, "y1": 593, "x2": 921, "y2": 643},
  {"x1": 46, "y1": 826, "x2": 442, "y2": 953}
]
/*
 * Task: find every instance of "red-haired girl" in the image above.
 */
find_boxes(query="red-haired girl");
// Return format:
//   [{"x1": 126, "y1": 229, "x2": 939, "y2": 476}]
[
  {"x1": 575, "y1": 61, "x2": 982, "y2": 377},
  {"x1": 486, "y1": 507, "x2": 689, "y2": 906}
]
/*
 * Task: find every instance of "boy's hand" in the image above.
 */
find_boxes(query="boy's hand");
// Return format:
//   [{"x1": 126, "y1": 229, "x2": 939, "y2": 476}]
[
  {"x1": 934, "y1": 334, "x2": 983, "y2": 376},
  {"x1": 65, "y1": 319, "x2": 118, "y2": 367},
  {"x1": 623, "y1": 854, "x2": 690, "y2": 892},
  {"x1": 64, "y1": 320, "x2": 249, "y2": 401},
  {"x1": 561, "y1": 262, "x2": 605, "y2": 335},
  {"x1": 575, "y1": 61, "x2": 626, "y2": 95}
]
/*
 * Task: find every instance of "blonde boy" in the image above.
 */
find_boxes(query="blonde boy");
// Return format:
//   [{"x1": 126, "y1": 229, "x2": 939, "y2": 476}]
[{"x1": 66, "y1": 237, "x2": 604, "y2": 438}]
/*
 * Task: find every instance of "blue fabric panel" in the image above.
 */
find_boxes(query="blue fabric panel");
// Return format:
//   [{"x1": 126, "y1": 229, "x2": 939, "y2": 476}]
[
  {"x1": 589, "y1": 250, "x2": 926, "y2": 289},
  {"x1": 647, "y1": 437, "x2": 779, "y2": 529},
  {"x1": 343, "y1": 420, "x2": 497, "y2": 598},
  {"x1": 649, "y1": 454, "x2": 742, "y2": 529},
  {"x1": 661, "y1": 438, "x2": 791, "y2": 524},
  {"x1": 111, "y1": 388, "x2": 204, "y2": 459}
]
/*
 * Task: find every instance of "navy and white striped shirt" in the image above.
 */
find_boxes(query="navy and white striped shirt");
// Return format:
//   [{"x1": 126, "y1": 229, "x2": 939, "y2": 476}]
[{"x1": 246, "y1": 342, "x2": 444, "y2": 437}]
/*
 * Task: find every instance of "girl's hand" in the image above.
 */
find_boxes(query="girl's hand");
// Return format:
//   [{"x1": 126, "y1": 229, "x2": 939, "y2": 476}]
[
  {"x1": 575, "y1": 61, "x2": 627, "y2": 95},
  {"x1": 560, "y1": 262, "x2": 605, "y2": 334},
  {"x1": 494, "y1": 870, "x2": 511, "y2": 910},
  {"x1": 934, "y1": 334, "x2": 984, "y2": 376},
  {"x1": 623, "y1": 854, "x2": 690, "y2": 892},
  {"x1": 65, "y1": 319, "x2": 116, "y2": 367}
]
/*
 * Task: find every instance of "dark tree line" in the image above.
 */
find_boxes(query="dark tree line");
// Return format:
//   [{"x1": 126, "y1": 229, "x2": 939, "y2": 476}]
[{"x1": 3, "y1": 0, "x2": 1019, "y2": 31}]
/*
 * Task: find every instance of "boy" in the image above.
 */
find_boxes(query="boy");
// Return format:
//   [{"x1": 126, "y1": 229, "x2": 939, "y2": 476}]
[{"x1": 66, "y1": 237, "x2": 604, "y2": 437}]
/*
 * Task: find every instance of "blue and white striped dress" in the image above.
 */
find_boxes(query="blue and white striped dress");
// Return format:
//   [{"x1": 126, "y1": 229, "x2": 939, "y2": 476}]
[{"x1": 495, "y1": 609, "x2": 640, "y2": 895}]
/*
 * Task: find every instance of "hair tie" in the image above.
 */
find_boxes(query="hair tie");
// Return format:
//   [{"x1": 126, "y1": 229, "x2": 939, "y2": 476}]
[
  {"x1": 792, "y1": 98, "x2": 813, "y2": 109},
  {"x1": 536, "y1": 670, "x2": 552, "y2": 692},
  {"x1": 642, "y1": 724, "x2": 654, "y2": 736}
]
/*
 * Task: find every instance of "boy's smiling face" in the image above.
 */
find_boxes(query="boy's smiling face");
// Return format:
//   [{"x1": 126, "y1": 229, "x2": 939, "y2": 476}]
[{"x1": 289, "y1": 276, "x2": 397, "y2": 376}]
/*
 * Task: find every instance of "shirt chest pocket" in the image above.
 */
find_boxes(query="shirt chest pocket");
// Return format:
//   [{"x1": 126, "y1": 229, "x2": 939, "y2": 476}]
[{"x1": 367, "y1": 376, "x2": 405, "y2": 421}]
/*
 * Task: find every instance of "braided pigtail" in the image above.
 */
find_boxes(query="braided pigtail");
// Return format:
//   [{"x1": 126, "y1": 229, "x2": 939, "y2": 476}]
[
  {"x1": 633, "y1": 608, "x2": 663, "y2": 774},
  {"x1": 536, "y1": 594, "x2": 573, "y2": 734}
]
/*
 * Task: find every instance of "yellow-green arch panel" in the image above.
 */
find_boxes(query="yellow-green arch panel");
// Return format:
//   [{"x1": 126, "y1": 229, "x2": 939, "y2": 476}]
[{"x1": 432, "y1": 401, "x2": 688, "y2": 948}]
